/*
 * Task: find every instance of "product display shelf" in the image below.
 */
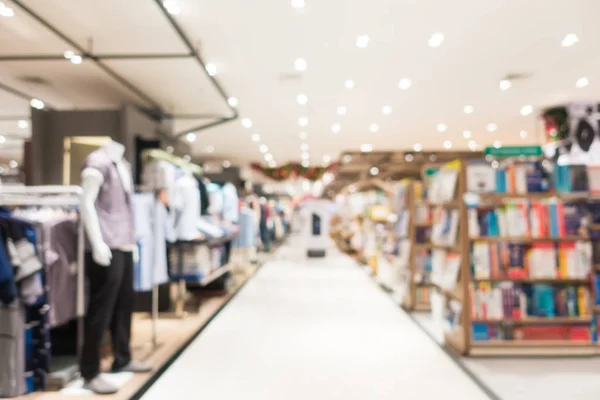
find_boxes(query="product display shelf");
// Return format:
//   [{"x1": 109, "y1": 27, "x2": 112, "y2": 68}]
[
  {"x1": 392, "y1": 179, "x2": 417, "y2": 310},
  {"x1": 454, "y1": 158, "x2": 599, "y2": 356}
]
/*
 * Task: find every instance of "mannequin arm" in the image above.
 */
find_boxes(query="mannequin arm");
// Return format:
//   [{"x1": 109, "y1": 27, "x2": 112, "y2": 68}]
[{"x1": 81, "y1": 168, "x2": 112, "y2": 266}]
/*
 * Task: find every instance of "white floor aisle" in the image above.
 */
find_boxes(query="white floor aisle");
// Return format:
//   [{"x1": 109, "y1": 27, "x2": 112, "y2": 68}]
[{"x1": 141, "y1": 238, "x2": 491, "y2": 400}]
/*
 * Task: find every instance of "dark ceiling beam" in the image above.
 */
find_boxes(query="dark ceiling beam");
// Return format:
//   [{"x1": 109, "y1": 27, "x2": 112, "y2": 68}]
[
  {"x1": 152, "y1": 0, "x2": 238, "y2": 136},
  {"x1": 0, "y1": 53, "x2": 194, "y2": 61},
  {"x1": 10, "y1": 0, "x2": 163, "y2": 110}
]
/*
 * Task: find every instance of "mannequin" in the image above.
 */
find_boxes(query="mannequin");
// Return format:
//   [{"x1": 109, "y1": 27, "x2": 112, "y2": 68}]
[{"x1": 79, "y1": 140, "x2": 150, "y2": 395}]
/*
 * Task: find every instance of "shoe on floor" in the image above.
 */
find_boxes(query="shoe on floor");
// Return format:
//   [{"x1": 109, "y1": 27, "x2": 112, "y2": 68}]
[
  {"x1": 112, "y1": 360, "x2": 152, "y2": 374},
  {"x1": 83, "y1": 375, "x2": 119, "y2": 395}
]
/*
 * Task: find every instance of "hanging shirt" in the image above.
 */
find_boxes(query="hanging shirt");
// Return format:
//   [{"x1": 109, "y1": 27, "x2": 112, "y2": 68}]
[
  {"x1": 173, "y1": 175, "x2": 201, "y2": 241},
  {"x1": 232, "y1": 207, "x2": 256, "y2": 249},
  {"x1": 133, "y1": 193, "x2": 176, "y2": 291},
  {"x1": 221, "y1": 183, "x2": 239, "y2": 223}
]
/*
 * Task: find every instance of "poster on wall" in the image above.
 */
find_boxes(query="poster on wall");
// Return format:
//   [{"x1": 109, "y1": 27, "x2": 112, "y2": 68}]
[{"x1": 542, "y1": 102, "x2": 600, "y2": 165}]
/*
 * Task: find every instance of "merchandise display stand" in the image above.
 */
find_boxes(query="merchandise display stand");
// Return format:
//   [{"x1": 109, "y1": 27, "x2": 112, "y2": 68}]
[
  {"x1": 168, "y1": 235, "x2": 237, "y2": 318},
  {"x1": 433, "y1": 156, "x2": 598, "y2": 356}
]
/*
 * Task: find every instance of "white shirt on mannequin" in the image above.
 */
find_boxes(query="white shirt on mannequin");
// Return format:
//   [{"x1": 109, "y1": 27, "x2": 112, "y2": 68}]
[{"x1": 80, "y1": 139, "x2": 138, "y2": 266}]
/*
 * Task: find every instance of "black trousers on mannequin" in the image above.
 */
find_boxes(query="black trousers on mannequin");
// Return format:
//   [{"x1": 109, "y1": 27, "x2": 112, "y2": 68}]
[{"x1": 80, "y1": 250, "x2": 133, "y2": 381}]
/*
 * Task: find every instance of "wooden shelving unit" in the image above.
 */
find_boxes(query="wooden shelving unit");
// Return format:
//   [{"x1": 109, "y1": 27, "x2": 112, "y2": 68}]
[{"x1": 429, "y1": 159, "x2": 598, "y2": 357}]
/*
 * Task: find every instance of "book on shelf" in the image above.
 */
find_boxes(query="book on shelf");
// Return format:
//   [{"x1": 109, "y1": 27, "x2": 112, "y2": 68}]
[
  {"x1": 431, "y1": 250, "x2": 461, "y2": 290},
  {"x1": 428, "y1": 163, "x2": 459, "y2": 203},
  {"x1": 469, "y1": 198, "x2": 587, "y2": 239},
  {"x1": 431, "y1": 208, "x2": 459, "y2": 246},
  {"x1": 470, "y1": 240, "x2": 591, "y2": 280},
  {"x1": 470, "y1": 282, "x2": 591, "y2": 320},
  {"x1": 472, "y1": 322, "x2": 591, "y2": 342}
]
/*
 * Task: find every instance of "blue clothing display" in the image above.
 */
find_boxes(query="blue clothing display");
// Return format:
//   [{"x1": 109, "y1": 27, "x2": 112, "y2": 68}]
[
  {"x1": 221, "y1": 183, "x2": 239, "y2": 223},
  {"x1": 232, "y1": 208, "x2": 256, "y2": 249},
  {"x1": 133, "y1": 193, "x2": 176, "y2": 292}
]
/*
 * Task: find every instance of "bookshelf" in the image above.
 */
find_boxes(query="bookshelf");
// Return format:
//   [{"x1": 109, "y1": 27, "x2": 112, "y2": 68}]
[{"x1": 437, "y1": 156, "x2": 599, "y2": 356}]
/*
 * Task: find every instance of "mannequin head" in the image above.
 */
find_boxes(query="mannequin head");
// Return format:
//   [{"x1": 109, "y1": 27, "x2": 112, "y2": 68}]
[{"x1": 102, "y1": 139, "x2": 125, "y2": 162}]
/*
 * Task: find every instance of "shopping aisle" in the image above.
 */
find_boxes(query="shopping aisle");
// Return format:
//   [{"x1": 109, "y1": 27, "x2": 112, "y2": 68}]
[{"x1": 141, "y1": 237, "x2": 491, "y2": 400}]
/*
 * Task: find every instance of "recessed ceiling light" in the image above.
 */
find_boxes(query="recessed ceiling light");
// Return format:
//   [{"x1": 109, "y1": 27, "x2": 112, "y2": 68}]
[
  {"x1": 295, "y1": 58, "x2": 307, "y2": 71},
  {"x1": 301, "y1": 143, "x2": 309, "y2": 151},
  {"x1": 0, "y1": 136, "x2": 6, "y2": 144},
  {"x1": 344, "y1": 79, "x2": 355, "y2": 89},
  {"x1": 70, "y1": 55, "x2": 83, "y2": 65},
  {"x1": 228, "y1": 97, "x2": 238, "y2": 107},
  {"x1": 163, "y1": 0, "x2": 181, "y2": 15},
  {"x1": 463, "y1": 130, "x2": 472, "y2": 139},
  {"x1": 360, "y1": 143, "x2": 373, "y2": 153},
  {"x1": 398, "y1": 78, "x2": 412, "y2": 90},
  {"x1": 468, "y1": 140, "x2": 477, "y2": 151},
  {"x1": 520, "y1": 130, "x2": 528, "y2": 139},
  {"x1": 264, "y1": 153, "x2": 273, "y2": 161},
  {"x1": 443, "y1": 140, "x2": 452, "y2": 149},
  {"x1": 299, "y1": 132, "x2": 308, "y2": 140},
  {"x1": 370, "y1": 166, "x2": 379, "y2": 176},
  {"x1": 369, "y1": 123, "x2": 379, "y2": 133},
  {"x1": 186, "y1": 132, "x2": 197, "y2": 143},
  {"x1": 63, "y1": 50, "x2": 75, "y2": 60},
  {"x1": 413, "y1": 143, "x2": 422, "y2": 152},
  {"x1": 437, "y1": 123, "x2": 447, "y2": 132},
  {"x1": 405, "y1": 154, "x2": 414, "y2": 162},
  {"x1": 356, "y1": 35, "x2": 370, "y2": 48},
  {"x1": 322, "y1": 154, "x2": 331, "y2": 163},
  {"x1": 301, "y1": 152, "x2": 310, "y2": 160},
  {"x1": 499, "y1": 79, "x2": 512, "y2": 91},
  {"x1": 205, "y1": 63, "x2": 217, "y2": 76},
  {"x1": 576, "y1": 77, "x2": 589, "y2": 88},
  {"x1": 291, "y1": 0, "x2": 305, "y2": 8},
  {"x1": 242, "y1": 118, "x2": 252, "y2": 128},
  {"x1": 520, "y1": 105, "x2": 533, "y2": 116},
  {"x1": 268, "y1": 160, "x2": 277, "y2": 168},
  {"x1": 337, "y1": 106, "x2": 347, "y2": 116},
  {"x1": 428, "y1": 32, "x2": 445, "y2": 48},
  {"x1": 487, "y1": 123, "x2": 497, "y2": 132},
  {"x1": 298, "y1": 117, "x2": 308, "y2": 127},
  {"x1": 17, "y1": 120, "x2": 28, "y2": 129},
  {"x1": 205, "y1": 145, "x2": 215, "y2": 153},
  {"x1": 302, "y1": 160, "x2": 310, "y2": 167},
  {"x1": 342, "y1": 154, "x2": 352, "y2": 163},
  {"x1": 260, "y1": 145, "x2": 269, "y2": 153},
  {"x1": 493, "y1": 140, "x2": 502, "y2": 149},
  {"x1": 0, "y1": 3, "x2": 14, "y2": 17},
  {"x1": 9, "y1": 160, "x2": 18, "y2": 168},
  {"x1": 561, "y1": 33, "x2": 579, "y2": 47},
  {"x1": 251, "y1": 133, "x2": 260, "y2": 142},
  {"x1": 297, "y1": 93, "x2": 308, "y2": 105},
  {"x1": 463, "y1": 105, "x2": 474, "y2": 114},
  {"x1": 30, "y1": 99, "x2": 44, "y2": 110},
  {"x1": 382, "y1": 105, "x2": 392, "y2": 115},
  {"x1": 331, "y1": 123, "x2": 341, "y2": 133},
  {"x1": 222, "y1": 160, "x2": 231, "y2": 168}
]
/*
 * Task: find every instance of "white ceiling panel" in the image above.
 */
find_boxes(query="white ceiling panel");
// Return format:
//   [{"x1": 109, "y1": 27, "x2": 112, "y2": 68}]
[
  {"x1": 104, "y1": 59, "x2": 231, "y2": 116},
  {"x1": 16, "y1": 0, "x2": 188, "y2": 54},
  {"x1": 0, "y1": 60, "x2": 152, "y2": 108}
]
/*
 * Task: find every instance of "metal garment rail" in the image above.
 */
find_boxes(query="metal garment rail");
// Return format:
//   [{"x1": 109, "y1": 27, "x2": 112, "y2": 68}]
[{"x1": 0, "y1": 185, "x2": 85, "y2": 359}]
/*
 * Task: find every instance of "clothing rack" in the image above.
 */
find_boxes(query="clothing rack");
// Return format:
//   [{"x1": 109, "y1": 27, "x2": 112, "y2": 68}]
[
  {"x1": 139, "y1": 149, "x2": 202, "y2": 346},
  {"x1": 0, "y1": 185, "x2": 85, "y2": 385}
]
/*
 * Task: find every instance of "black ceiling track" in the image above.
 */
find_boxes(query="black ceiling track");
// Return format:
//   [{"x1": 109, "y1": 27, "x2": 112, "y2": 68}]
[{"x1": 0, "y1": 0, "x2": 237, "y2": 136}]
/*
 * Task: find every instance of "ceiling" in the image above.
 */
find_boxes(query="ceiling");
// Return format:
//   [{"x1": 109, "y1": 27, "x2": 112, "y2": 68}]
[{"x1": 0, "y1": 0, "x2": 599, "y2": 169}]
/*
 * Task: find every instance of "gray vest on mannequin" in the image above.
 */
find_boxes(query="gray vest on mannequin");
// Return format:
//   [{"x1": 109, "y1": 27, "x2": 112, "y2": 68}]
[{"x1": 82, "y1": 148, "x2": 135, "y2": 249}]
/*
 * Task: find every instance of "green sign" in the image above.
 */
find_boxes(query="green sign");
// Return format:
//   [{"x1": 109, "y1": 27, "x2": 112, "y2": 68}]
[
  {"x1": 484, "y1": 145, "x2": 542, "y2": 157},
  {"x1": 424, "y1": 168, "x2": 439, "y2": 176}
]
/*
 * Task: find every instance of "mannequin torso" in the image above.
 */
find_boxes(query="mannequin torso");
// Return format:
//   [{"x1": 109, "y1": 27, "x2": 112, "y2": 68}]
[{"x1": 81, "y1": 139, "x2": 137, "y2": 266}]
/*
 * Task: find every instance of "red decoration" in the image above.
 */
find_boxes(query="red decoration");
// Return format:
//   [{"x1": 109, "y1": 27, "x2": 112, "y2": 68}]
[{"x1": 251, "y1": 162, "x2": 337, "y2": 181}]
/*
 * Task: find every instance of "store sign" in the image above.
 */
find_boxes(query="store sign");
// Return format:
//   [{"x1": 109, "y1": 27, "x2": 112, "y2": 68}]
[{"x1": 484, "y1": 145, "x2": 542, "y2": 157}]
